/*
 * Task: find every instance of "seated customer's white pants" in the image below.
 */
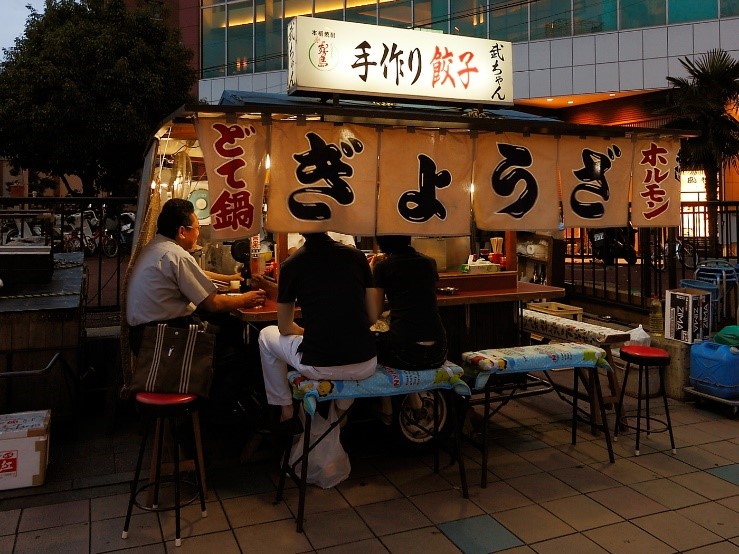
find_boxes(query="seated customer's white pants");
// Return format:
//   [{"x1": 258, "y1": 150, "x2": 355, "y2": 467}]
[{"x1": 258, "y1": 325, "x2": 377, "y2": 406}]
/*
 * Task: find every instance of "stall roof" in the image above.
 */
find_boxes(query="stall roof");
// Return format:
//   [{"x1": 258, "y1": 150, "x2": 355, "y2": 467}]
[{"x1": 157, "y1": 91, "x2": 696, "y2": 141}]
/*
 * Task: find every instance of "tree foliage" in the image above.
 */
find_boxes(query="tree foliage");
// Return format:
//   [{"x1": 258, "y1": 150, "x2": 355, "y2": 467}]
[
  {"x1": 0, "y1": 0, "x2": 197, "y2": 196},
  {"x1": 662, "y1": 49, "x2": 739, "y2": 203}
]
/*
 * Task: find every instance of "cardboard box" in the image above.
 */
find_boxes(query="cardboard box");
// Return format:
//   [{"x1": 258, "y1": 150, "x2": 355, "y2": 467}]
[
  {"x1": 526, "y1": 301, "x2": 583, "y2": 321},
  {"x1": 665, "y1": 288, "x2": 710, "y2": 344},
  {"x1": 0, "y1": 410, "x2": 50, "y2": 490}
]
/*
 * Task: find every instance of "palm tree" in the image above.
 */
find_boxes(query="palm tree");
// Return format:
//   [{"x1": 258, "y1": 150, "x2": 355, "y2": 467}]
[{"x1": 661, "y1": 49, "x2": 739, "y2": 257}]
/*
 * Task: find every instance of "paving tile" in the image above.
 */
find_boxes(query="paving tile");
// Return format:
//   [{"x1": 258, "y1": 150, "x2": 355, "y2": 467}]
[
  {"x1": 689, "y1": 419, "x2": 739, "y2": 441},
  {"x1": 380, "y1": 525, "x2": 461, "y2": 553},
  {"x1": 588, "y1": 457, "x2": 662, "y2": 484},
  {"x1": 672, "y1": 445, "x2": 734, "y2": 470},
  {"x1": 631, "y1": 478, "x2": 709, "y2": 509},
  {"x1": 506, "y1": 472, "x2": 579, "y2": 503},
  {"x1": 120, "y1": 545, "x2": 166, "y2": 554},
  {"x1": 555, "y1": 440, "x2": 613, "y2": 465},
  {"x1": 301, "y1": 507, "x2": 373, "y2": 550},
  {"x1": 409, "y1": 488, "x2": 484, "y2": 524},
  {"x1": 540, "y1": 495, "x2": 622, "y2": 531},
  {"x1": 678, "y1": 501, "x2": 739, "y2": 539},
  {"x1": 355, "y1": 497, "x2": 431, "y2": 536},
  {"x1": 587, "y1": 485, "x2": 668, "y2": 519},
  {"x1": 493, "y1": 505, "x2": 575, "y2": 544},
  {"x1": 439, "y1": 514, "x2": 523, "y2": 553},
  {"x1": 210, "y1": 465, "x2": 275, "y2": 500},
  {"x1": 632, "y1": 511, "x2": 723, "y2": 551},
  {"x1": 583, "y1": 521, "x2": 676, "y2": 553},
  {"x1": 233, "y1": 517, "x2": 313, "y2": 553},
  {"x1": 518, "y1": 447, "x2": 581, "y2": 471},
  {"x1": 469, "y1": 480, "x2": 534, "y2": 514},
  {"x1": 684, "y1": 542, "x2": 739, "y2": 553},
  {"x1": 221, "y1": 491, "x2": 293, "y2": 527},
  {"x1": 0, "y1": 535, "x2": 15, "y2": 552},
  {"x1": 18, "y1": 498, "x2": 89, "y2": 532},
  {"x1": 281, "y1": 484, "x2": 351, "y2": 515},
  {"x1": 630, "y1": 452, "x2": 698, "y2": 477},
  {"x1": 90, "y1": 512, "x2": 162, "y2": 553},
  {"x1": 15, "y1": 521, "x2": 89, "y2": 554},
  {"x1": 162, "y1": 530, "x2": 240, "y2": 553},
  {"x1": 698, "y1": 441, "x2": 739, "y2": 463},
  {"x1": 549, "y1": 465, "x2": 621, "y2": 493},
  {"x1": 529, "y1": 532, "x2": 608, "y2": 553},
  {"x1": 671, "y1": 471, "x2": 739, "y2": 500},
  {"x1": 91, "y1": 492, "x2": 145, "y2": 521},
  {"x1": 381, "y1": 464, "x2": 453, "y2": 496},
  {"x1": 317, "y1": 537, "x2": 390, "y2": 553},
  {"x1": 0, "y1": 508, "x2": 20, "y2": 536},
  {"x1": 717, "y1": 494, "x2": 739, "y2": 513},
  {"x1": 337, "y1": 474, "x2": 403, "y2": 506},
  {"x1": 708, "y1": 463, "x2": 739, "y2": 486},
  {"x1": 487, "y1": 451, "x2": 542, "y2": 480},
  {"x1": 159, "y1": 500, "x2": 229, "y2": 540}
]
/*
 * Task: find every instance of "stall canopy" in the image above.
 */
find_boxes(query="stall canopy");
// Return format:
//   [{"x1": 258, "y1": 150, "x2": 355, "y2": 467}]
[{"x1": 143, "y1": 92, "x2": 695, "y2": 241}]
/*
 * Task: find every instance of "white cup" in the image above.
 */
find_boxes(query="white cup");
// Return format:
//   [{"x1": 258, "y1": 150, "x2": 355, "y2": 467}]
[{"x1": 229, "y1": 280, "x2": 240, "y2": 292}]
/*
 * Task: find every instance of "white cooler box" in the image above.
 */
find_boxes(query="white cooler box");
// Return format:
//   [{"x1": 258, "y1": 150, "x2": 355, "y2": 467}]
[{"x1": 0, "y1": 410, "x2": 51, "y2": 490}]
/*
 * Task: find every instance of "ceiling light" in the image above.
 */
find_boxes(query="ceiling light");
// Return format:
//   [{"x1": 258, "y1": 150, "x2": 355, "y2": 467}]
[
  {"x1": 567, "y1": 100, "x2": 574, "y2": 104},
  {"x1": 609, "y1": 93, "x2": 616, "y2": 97},
  {"x1": 546, "y1": 98, "x2": 553, "y2": 102}
]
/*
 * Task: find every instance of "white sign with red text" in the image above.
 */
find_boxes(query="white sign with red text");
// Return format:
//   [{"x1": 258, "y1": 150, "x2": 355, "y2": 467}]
[{"x1": 287, "y1": 16, "x2": 513, "y2": 106}]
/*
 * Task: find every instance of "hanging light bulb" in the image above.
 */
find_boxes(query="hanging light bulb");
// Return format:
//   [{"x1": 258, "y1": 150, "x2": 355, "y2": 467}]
[{"x1": 171, "y1": 150, "x2": 193, "y2": 199}]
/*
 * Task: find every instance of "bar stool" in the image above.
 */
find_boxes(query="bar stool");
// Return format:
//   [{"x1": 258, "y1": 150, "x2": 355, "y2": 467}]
[
  {"x1": 122, "y1": 392, "x2": 207, "y2": 547},
  {"x1": 614, "y1": 345, "x2": 676, "y2": 456}
]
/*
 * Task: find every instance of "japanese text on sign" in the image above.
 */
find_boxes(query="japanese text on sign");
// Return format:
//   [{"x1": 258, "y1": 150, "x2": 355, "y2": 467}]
[{"x1": 638, "y1": 142, "x2": 671, "y2": 221}]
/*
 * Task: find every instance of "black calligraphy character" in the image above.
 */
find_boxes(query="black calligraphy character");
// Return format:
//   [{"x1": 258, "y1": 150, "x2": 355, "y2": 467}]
[
  {"x1": 489, "y1": 43, "x2": 505, "y2": 62},
  {"x1": 289, "y1": 132, "x2": 359, "y2": 221},
  {"x1": 380, "y1": 43, "x2": 404, "y2": 86},
  {"x1": 569, "y1": 145, "x2": 621, "y2": 219},
  {"x1": 491, "y1": 143, "x2": 538, "y2": 218},
  {"x1": 352, "y1": 41, "x2": 376, "y2": 82},
  {"x1": 407, "y1": 48, "x2": 422, "y2": 85},
  {"x1": 397, "y1": 154, "x2": 450, "y2": 223}
]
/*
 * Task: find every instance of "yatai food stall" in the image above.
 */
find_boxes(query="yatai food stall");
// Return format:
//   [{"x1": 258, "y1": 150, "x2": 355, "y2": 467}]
[{"x1": 131, "y1": 17, "x2": 686, "y2": 441}]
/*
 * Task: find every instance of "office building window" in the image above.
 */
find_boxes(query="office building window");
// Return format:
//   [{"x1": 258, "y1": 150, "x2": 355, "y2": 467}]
[
  {"x1": 722, "y1": 0, "x2": 739, "y2": 17},
  {"x1": 228, "y1": 1, "x2": 253, "y2": 75},
  {"x1": 621, "y1": 0, "x2": 666, "y2": 29},
  {"x1": 284, "y1": 0, "x2": 311, "y2": 18},
  {"x1": 414, "y1": 0, "x2": 449, "y2": 33},
  {"x1": 347, "y1": 0, "x2": 378, "y2": 24},
  {"x1": 530, "y1": 0, "x2": 571, "y2": 40},
  {"x1": 574, "y1": 0, "x2": 616, "y2": 35},
  {"x1": 254, "y1": 0, "x2": 283, "y2": 72},
  {"x1": 489, "y1": 0, "x2": 528, "y2": 42},
  {"x1": 379, "y1": 0, "x2": 412, "y2": 28},
  {"x1": 451, "y1": 0, "x2": 487, "y2": 38},
  {"x1": 202, "y1": 4, "x2": 226, "y2": 78},
  {"x1": 315, "y1": 0, "x2": 344, "y2": 21},
  {"x1": 669, "y1": 0, "x2": 717, "y2": 23}
]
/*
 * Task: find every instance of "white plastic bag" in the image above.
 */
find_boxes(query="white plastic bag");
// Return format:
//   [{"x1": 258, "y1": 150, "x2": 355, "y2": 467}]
[
  {"x1": 289, "y1": 402, "x2": 351, "y2": 489},
  {"x1": 627, "y1": 324, "x2": 651, "y2": 346}
]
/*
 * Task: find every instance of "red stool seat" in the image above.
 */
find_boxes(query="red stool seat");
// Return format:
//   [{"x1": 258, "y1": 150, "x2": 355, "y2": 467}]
[
  {"x1": 135, "y1": 392, "x2": 198, "y2": 406},
  {"x1": 619, "y1": 345, "x2": 670, "y2": 365}
]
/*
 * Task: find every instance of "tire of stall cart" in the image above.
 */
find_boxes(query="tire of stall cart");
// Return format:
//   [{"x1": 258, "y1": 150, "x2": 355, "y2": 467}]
[{"x1": 391, "y1": 390, "x2": 452, "y2": 452}]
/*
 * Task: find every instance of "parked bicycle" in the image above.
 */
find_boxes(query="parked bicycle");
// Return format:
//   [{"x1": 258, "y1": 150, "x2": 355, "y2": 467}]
[{"x1": 652, "y1": 236, "x2": 698, "y2": 271}]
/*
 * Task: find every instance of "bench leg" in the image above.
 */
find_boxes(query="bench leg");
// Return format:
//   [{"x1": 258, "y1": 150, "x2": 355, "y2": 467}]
[
  {"x1": 295, "y1": 413, "x2": 312, "y2": 533},
  {"x1": 449, "y1": 394, "x2": 469, "y2": 498},
  {"x1": 590, "y1": 367, "x2": 615, "y2": 463}
]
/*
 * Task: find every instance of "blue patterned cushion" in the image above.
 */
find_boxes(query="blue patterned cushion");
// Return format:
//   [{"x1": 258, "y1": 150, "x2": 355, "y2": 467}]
[
  {"x1": 288, "y1": 361, "x2": 471, "y2": 416},
  {"x1": 461, "y1": 342, "x2": 611, "y2": 389}
]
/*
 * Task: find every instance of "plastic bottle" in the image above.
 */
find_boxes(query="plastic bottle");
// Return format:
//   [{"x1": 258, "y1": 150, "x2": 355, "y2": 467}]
[{"x1": 648, "y1": 295, "x2": 664, "y2": 337}]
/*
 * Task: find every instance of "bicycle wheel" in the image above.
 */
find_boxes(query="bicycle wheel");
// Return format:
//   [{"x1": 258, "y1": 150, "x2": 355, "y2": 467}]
[
  {"x1": 102, "y1": 235, "x2": 119, "y2": 258},
  {"x1": 682, "y1": 241, "x2": 698, "y2": 270},
  {"x1": 64, "y1": 235, "x2": 82, "y2": 253}
]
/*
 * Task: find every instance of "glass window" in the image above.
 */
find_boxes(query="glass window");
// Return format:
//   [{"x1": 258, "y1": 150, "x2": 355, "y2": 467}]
[
  {"x1": 413, "y1": 0, "x2": 448, "y2": 33},
  {"x1": 722, "y1": 0, "x2": 739, "y2": 17},
  {"x1": 315, "y1": 0, "x2": 344, "y2": 21},
  {"x1": 669, "y1": 0, "x2": 717, "y2": 24},
  {"x1": 347, "y1": 0, "x2": 377, "y2": 24},
  {"x1": 201, "y1": 0, "x2": 224, "y2": 6},
  {"x1": 228, "y1": 2, "x2": 254, "y2": 75},
  {"x1": 451, "y1": 0, "x2": 487, "y2": 39},
  {"x1": 621, "y1": 0, "x2": 665, "y2": 29},
  {"x1": 202, "y1": 5, "x2": 226, "y2": 78},
  {"x1": 489, "y1": 0, "x2": 528, "y2": 42},
  {"x1": 379, "y1": 0, "x2": 412, "y2": 29},
  {"x1": 573, "y1": 0, "x2": 616, "y2": 35},
  {"x1": 530, "y1": 0, "x2": 571, "y2": 40},
  {"x1": 254, "y1": 0, "x2": 283, "y2": 72},
  {"x1": 284, "y1": 0, "x2": 312, "y2": 18}
]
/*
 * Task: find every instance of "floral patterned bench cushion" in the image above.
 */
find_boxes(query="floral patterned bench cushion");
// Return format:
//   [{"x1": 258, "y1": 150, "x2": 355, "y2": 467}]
[
  {"x1": 461, "y1": 342, "x2": 610, "y2": 389},
  {"x1": 522, "y1": 309, "x2": 630, "y2": 346},
  {"x1": 288, "y1": 361, "x2": 471, "y2": 416}
]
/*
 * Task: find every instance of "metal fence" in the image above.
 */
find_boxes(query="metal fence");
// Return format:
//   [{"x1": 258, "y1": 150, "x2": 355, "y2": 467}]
[
  {"x1": 0, "y1": 196, "x2": 136, "y2": 312},
  {"x1": 565, "y1": 201, "x2": 739, "y2": 310}
]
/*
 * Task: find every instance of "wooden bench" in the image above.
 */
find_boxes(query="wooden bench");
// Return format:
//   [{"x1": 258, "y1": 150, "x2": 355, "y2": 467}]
[
  {"x1": 522, "y1": 308, "x2": 630, "y2": 420},
  {"x1": 462, "y1": 342, "x2": 616, "y2": 487},
  {"x1": 276, "y1": 361, "x2": 472, "y2": 532}
]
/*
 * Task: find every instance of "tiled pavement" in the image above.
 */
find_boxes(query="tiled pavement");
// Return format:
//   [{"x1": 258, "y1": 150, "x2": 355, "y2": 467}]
[{"x1": 0, "y1": 389, "x2": 738, "y2": 553}]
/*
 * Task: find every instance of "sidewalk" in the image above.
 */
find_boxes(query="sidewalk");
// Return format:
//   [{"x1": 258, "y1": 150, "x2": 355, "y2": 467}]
[{"x1": 0, "y1": 391, "x2": 737, "y2": 553}]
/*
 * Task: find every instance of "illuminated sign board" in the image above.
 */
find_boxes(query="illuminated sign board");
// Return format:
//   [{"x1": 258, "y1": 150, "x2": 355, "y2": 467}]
[{"x1": 287, "y1": 16, "x2": 513, "y2": 106}]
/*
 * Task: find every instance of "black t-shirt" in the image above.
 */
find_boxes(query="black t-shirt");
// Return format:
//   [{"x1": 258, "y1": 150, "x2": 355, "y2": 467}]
[
  {"x1": 277, "y1": 234, "x2": 376, "y2": 366},
  {"x1": 373, "y1": 247, "x2": 446, "y2": 344}
]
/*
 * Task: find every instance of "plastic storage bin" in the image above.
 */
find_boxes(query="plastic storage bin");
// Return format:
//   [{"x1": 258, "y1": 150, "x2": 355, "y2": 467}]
[{"x1": 690, "y1": 341, "x2": 739, "y2": 399}]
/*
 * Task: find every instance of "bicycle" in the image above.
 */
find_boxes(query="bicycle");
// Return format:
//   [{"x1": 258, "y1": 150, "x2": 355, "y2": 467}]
[{"x1": 653, "y1": 236, "x2": 698, "y2": 271}]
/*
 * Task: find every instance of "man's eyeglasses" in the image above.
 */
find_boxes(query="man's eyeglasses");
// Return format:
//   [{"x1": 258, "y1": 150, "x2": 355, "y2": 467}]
[{"x1": 184, "y1": 225, "x2": 199, "y2": 231}]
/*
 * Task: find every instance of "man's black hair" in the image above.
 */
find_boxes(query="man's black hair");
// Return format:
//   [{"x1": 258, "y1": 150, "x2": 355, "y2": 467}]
[
  {"x1": 157, "y1": 199, "x2": 195, "y2": 239},
  {"x1": 376, "y1": 235, "x2": 412, "y2": 254}
]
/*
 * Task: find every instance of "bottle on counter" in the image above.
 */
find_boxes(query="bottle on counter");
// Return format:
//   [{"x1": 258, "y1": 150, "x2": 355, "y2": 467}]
[
  {"x1": 240, "y1": 261, "x2": 252, "y2": 292},
  {"x1": 648, "y1": 295, "x2": 664, "y2": 337}
]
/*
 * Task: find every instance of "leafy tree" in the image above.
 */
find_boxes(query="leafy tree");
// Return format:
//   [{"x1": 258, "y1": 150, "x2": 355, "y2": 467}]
[
  {"x1": 662, "y1": 49, "x2": 739, "y2": 255},
  {"x1": 0, "y1": 0, "x2": 197, "y2": 196}
]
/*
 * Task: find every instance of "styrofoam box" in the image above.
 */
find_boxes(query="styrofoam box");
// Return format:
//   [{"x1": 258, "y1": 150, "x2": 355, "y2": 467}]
[
  {"x1": 0, "y1": 410, "x2": 51, "y2": 490},
  {"x1": 665, "y1": 288, "x2": 710, "y2": 344}
]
